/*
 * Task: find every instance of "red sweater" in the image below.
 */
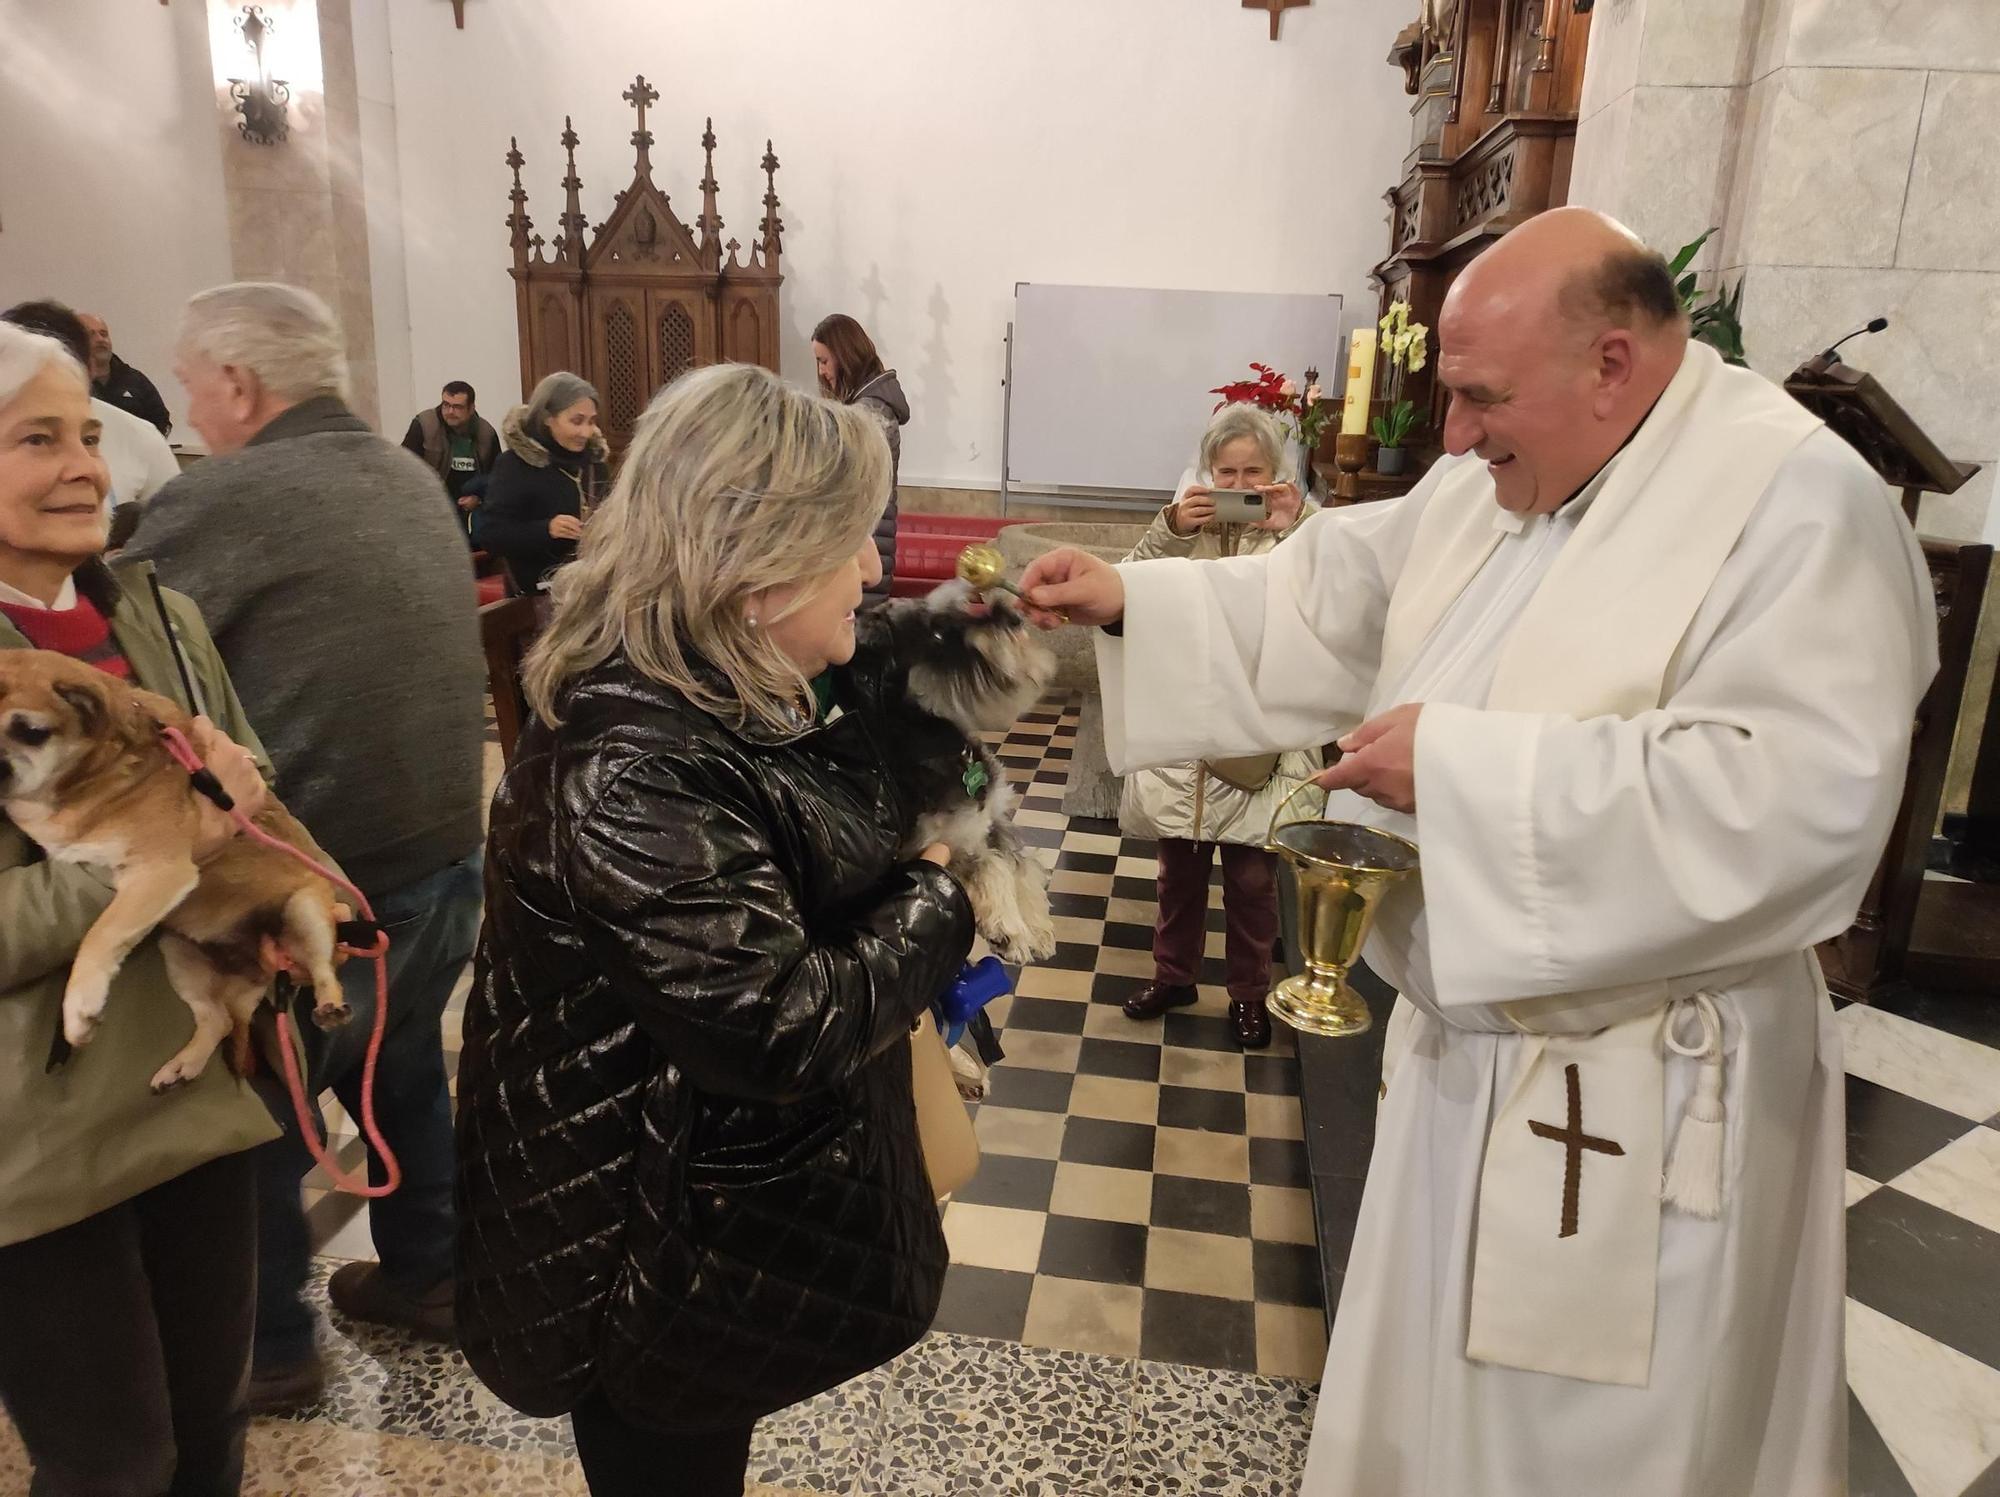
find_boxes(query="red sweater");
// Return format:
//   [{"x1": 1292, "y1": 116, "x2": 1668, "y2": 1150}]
[{"x1": 0, "y1": 592, "x2": 132, "y2": 679}]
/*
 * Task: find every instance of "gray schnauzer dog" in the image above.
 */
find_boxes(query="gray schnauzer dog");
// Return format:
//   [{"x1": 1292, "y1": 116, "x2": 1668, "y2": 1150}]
[{"x1": 857, "y1": 581, "x2": 1058, "y2": 965}]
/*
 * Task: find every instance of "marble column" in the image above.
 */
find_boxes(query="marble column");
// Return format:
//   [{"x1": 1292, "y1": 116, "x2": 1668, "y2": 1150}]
[{"x1": 205, "y1": 0, "x2": 379, "y2": 426}]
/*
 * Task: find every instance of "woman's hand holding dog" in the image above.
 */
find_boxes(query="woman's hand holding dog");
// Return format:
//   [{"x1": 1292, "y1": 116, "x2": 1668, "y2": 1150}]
[
  {"x1": 918, "y1": 843, "x2": 951, "y2": 868},
  {"x1": 1020, "y1": 549, "x2": 1125, "y2": 630},
  {"x1": 189, "y1": 717, "x2": 269, "y2": 862}
]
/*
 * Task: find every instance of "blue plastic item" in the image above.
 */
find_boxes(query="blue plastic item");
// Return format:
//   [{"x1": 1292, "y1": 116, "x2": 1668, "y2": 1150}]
[{"x1": 935, "y1": 956, "x2": 1013, "y2": 1047}]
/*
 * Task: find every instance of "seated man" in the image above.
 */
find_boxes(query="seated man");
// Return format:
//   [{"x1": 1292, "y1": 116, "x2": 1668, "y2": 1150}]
[
  {"x1": 401, "y1": 380, "x2": 499, "y2": 540},
  {"x1": 122, "y1": 281, "x2": 487, "y2": 1412}
]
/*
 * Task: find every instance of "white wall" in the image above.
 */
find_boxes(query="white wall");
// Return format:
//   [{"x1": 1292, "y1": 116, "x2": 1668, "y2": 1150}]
[
  {"x1": 0, "y1": 0, "x2": 234, "y2": 436},
  {"x1": 382, "y1": 0, "x2": 1413, "y2": 486}
]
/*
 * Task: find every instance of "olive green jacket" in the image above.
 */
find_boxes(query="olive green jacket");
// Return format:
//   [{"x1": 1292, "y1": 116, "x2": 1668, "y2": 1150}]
[{"x1": 0, "y1": 562, "x2": 279, "y2": 1247}]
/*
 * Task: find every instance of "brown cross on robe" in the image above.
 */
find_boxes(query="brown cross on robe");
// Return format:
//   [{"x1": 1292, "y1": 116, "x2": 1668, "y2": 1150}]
[{"x1": 1528, "y1": 1062, "x2": 1625, "y2": 1239}]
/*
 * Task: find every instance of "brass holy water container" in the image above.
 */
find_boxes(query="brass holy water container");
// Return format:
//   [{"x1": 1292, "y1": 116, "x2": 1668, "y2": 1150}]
[{"x1": 1266, "y1": 785, "x2": 1419, "y2": 1037}]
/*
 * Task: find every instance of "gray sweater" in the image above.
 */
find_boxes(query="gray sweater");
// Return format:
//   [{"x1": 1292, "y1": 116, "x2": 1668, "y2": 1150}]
[{"x1": 123, "y1": 397, "x2": 486, "y2": 897}]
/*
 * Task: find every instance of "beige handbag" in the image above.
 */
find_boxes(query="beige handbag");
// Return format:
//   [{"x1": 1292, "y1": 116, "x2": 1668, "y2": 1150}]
[
  {"x1": 1202, "y1": 752, "x2": 1282, "y2": 794},
  {"x1": 909, "y1": 1011, "x2": 980, "y2": 1201}
]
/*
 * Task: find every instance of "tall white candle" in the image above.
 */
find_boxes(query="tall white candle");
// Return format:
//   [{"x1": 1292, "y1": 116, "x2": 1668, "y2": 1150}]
[{"x1": 1339, "y1": 328, "x2": 1378, "y2": 436}]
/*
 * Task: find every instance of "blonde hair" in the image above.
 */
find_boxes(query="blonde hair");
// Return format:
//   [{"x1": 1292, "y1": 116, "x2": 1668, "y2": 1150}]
[
  {"x1": 525, "y1": 363, "x2": 890, "y2": 733},
  {"x1": 1199, "y1": 402, "x2": 1292, "y2": 483}
]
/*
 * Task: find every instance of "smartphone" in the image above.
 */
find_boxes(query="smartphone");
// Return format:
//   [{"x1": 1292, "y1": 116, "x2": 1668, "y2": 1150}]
[{"x1": 1208, "y1": 488, "x2": 1267, "y2": 525}]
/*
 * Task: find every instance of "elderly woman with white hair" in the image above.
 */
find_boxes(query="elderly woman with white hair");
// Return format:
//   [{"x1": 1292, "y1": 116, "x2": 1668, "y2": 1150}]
[
  {"x1": 456, "y1": 363, "x2": 973, "y2": 1496},
  {"x1": 474, "y1": 370, "x2": 609, "y2": 600},
  {"x1": 1116, "y1": 402, "x2": 1324, "y2": 1050},
  {"x1": 0, "y1": 322, "x2": 277, "y2": 1492}
]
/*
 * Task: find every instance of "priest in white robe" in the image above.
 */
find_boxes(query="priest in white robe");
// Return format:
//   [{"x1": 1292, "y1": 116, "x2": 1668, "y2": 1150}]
[{"x1": 1020, "y1": 207, "x2": 1937, "y2": 1496}]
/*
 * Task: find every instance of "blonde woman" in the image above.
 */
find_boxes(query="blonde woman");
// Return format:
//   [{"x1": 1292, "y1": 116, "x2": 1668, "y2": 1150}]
[
  {"x1": 455, "y1": 364, "x2": 973, "y2": 1497},
  {"x1": 1118, "y1": 403, "x2": 1325, "y2": 1049}
]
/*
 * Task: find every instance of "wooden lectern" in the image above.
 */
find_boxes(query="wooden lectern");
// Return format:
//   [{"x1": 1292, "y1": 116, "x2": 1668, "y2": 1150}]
[
  {"x1": 1785, "y1": 353, "x2": 1981, "y2": 525},
  {"x1": 1795, "y1": 355, "x2": 1998, "y2": 1000}
]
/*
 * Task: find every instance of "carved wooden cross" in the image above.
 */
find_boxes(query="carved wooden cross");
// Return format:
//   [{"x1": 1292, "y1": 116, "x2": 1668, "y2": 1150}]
[
  {"x1": 1527, "y1": 1063, "x2": 1625, "y2": 1239},
  {"x1": 623, "y1": 75, "x2": 659, "y2": 147},
  {"x1": 1243, "y1": 0, "x2": 1310, "y2": 40}
]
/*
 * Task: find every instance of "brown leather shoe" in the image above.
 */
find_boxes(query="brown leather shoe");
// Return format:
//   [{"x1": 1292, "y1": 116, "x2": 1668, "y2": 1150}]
[
  {"x1": 1230, "y1": 997, "x2": 1273, "y2": 1051},
  {"x1": 1123, "y1": 982, "x2": 1199, "y2": 1021},
  {"x1": 247, "y1": 1354, "x2": 325, "y2": 1416},
  {"x1": 328, "y1": 1261, "x2": 456, "y2": 1343}
]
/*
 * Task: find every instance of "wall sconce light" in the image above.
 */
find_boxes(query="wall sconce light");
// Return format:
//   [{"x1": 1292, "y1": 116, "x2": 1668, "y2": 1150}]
[{"x1": 229, "y1": 5, "x2": 291, "y2": 145}]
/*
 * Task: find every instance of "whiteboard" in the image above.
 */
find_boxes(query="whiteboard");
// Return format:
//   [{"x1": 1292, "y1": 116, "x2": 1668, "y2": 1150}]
[{"x1": 1005, "y1": 283, "x2": 1346, "y2": 495}]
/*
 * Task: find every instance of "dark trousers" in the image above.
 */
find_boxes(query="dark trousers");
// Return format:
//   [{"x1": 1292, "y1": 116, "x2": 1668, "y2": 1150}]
[
  {"x1": 570, "y1": 1394, "x2": 755, "y2": 1496},
  {"x1": 0, "y1": 1149, "x2": 257, "y2": 1497},
  {"x1": 1153, "y1": 838, "x2": 1280, "y2": 1005},
  {"x1": 252, "y1": 854, "x2": 482, "y2": 1366}
]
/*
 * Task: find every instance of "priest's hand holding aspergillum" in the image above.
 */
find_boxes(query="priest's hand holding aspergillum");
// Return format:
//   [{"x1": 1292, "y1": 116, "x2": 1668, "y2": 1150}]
[{"x1": 1021, "y1": 548, "x2": 1125, "y2": 628}]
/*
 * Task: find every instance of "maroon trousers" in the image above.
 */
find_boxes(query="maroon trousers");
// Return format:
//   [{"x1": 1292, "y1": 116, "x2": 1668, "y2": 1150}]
[{"x1": 1152, "y1": 838, "x2": 1280, "y2": 1006}]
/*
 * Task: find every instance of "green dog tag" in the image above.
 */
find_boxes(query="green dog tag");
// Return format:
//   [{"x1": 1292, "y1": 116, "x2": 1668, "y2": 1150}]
[{"x1": 962, "y1": 755, "x2": 990, "y2": 799}]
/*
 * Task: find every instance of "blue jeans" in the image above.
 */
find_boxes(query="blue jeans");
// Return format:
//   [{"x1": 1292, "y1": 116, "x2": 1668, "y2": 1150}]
[{"x1": 252, "y1": 853, "x2": 482, "y2": 1367}]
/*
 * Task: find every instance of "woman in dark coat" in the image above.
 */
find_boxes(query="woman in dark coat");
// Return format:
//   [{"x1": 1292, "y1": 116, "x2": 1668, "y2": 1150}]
[
  {"x1": 455, "y1": 363, "x2": 972, "y2": 1497},
  {"x1": 473, "y1": 371, "x2": 608, "y2": 598},
  {"x1": 813, "y1": 314, "x2": 907, "y2": 600}
]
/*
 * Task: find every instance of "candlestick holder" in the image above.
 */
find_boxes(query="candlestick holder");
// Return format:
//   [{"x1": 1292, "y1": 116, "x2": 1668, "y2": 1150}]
[{"x1": 1333, "y1": 433, "x2": 1371, "y2": 502}]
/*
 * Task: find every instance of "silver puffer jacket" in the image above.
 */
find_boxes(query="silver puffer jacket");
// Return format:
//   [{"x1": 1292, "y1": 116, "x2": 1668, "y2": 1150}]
[{"x1": 1118, "y1": 482, "x2": 1326, "y2": 847}]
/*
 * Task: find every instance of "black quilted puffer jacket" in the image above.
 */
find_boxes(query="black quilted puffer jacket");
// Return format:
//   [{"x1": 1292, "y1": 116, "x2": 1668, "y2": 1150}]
[{"x1": 455, "y1": 642, "x2": 974, "y2": 1432}]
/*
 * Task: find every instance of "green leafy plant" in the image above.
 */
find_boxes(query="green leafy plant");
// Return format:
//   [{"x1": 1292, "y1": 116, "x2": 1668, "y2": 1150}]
[
  {"x1": 1667, "y1": 228, "x2": 1747, "y2": 366},
  {"x1": 1369, "y1": 300, "x2": 1429, "y2": 449}
]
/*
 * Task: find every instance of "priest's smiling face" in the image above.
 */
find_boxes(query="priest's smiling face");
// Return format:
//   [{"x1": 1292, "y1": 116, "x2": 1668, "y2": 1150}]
[
  {"x1": 1435, "y1": 208, "x2": 1688, "y2": 517},
  {"x1": 1435, "y1": 311, "x2": 1618, "y2": 517}
]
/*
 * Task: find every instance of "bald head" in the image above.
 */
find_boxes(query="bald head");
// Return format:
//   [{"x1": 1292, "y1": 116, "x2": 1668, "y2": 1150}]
[
  {"x1": 1450, "y1": 208, "x2": 1686, "y2": 344},
  {"x1": 1434, "y1": 208, "x2": 1689, "y2": 516}
]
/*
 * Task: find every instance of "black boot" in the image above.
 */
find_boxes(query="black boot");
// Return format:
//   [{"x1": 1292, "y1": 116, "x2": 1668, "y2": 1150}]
[
  {"x1": 1230, "y1": 996, "x2": 1273, "y2": 1050},
  {"x1": 1124, "y1": 982, "x2": 1199, "y2": 1021}
]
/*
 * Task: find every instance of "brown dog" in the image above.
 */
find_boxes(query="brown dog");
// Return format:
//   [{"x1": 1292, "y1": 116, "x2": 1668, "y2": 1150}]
[{"x1": 0, "y1": 649, "x2": 349, "y2": 1093}]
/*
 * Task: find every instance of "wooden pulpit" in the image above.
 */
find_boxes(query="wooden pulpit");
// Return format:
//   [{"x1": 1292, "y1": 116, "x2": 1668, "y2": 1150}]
[{"x1": 1797, "y1": 356, "x2": 1997, "y2": 1001}]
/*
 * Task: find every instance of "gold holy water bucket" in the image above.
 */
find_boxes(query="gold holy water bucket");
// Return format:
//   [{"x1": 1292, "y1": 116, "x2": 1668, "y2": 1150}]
[{"x1": 1266, "y1": 783, "x2": 1419, "y2": 1037}]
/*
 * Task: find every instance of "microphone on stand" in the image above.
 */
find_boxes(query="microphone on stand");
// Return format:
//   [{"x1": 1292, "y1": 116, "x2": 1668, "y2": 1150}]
[{"x1": 1820, "y1": 317, "x2": 1888, "y2": 363}]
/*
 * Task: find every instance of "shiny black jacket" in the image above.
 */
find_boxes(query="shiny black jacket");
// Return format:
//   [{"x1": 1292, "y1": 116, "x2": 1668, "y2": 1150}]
[{"x1": 455, "y1": 641, "x2": 974, "y2": 1432}]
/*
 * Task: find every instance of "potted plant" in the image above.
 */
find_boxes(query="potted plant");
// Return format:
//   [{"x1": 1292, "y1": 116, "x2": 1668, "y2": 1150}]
[
  {"x1": 1369, "y1": 300, "x2": 1429, "y2": 475},
  {"x1": 1209, "y1": 364, "x2": 1334, "y2": 494},
  {"x1": 1666, "y1": 228, "x2": 1747, "y2": 366}
]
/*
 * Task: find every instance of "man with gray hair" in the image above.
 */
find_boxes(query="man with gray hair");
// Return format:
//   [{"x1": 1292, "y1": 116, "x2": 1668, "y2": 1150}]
[{"x1": 123, "y1": 281, "x2": 486, "y2": 1411}]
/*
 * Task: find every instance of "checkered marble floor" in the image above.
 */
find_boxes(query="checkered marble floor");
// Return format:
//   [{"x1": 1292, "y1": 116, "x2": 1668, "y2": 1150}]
[
  {"x1": 1831, "y1": 986, "x2": 2000, "y2": 1497},
  {"x1": 936, "y1": 700, "x2": 1328, "y2": 1383}
]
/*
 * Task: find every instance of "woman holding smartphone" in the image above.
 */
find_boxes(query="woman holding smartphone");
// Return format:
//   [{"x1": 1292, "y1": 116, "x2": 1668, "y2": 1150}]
[{"x1": 1115, "y1": 402, "x2": 1321, "y2": 1050}]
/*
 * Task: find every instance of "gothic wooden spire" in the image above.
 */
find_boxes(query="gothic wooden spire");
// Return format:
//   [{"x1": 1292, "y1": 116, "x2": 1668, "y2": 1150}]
[
  {"x1": 623, "y1": 74, "x2": 660, "y2": 181},
  {"x1": 554, "y1": 116, "x2": 588, "y2": 265},
  {"x1": 759, "y1": 140, "x2": 784, "y2": 265},
  {"x1": 697, "y1": 117, "x2": 723, "y2": 266},
  {"x1": 505, "y1": 136, "x2": 533, "y2": 270}
]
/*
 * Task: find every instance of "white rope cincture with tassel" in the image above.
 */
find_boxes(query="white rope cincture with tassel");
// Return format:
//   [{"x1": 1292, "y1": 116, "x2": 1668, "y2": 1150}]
[{"x1": 1662, "y1": 991, "x2": 1727, "y2": 1220}]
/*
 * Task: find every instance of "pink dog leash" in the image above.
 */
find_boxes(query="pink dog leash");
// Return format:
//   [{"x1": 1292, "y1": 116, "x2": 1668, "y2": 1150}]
[{"x1": 158, "y1": 725, "x2": 402, "y2": 1199}]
